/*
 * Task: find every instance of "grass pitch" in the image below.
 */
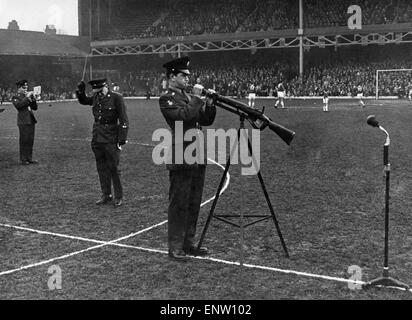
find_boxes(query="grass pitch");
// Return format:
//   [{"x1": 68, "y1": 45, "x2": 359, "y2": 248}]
[{"x1": 0, "y1": 98, "x2": 412, "y2": 300}]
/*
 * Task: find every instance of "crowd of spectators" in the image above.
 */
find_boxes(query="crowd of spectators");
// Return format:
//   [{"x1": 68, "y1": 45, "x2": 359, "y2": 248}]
[
  {"x1": 96, "y1": 0, "x2": 412, "y2": 40},
  {"x1": 237, "y1": 0, "x2": 298, "y2": 32},
  {"x1": 0, "y1": 76, "x2": 79, "y2": 104},
  {"x1": 190, "y1": 60, "x2": 412, "y2": 98},
  {"x1": 1, "y1": 59, "x2": 410, "y2": 102},
  {"x1": 0, "y1": 86, "x2": 77, "y2": 104},
  {"x1": 2, "y1": 47, "x2": 411, "y2": 102},
  {"x1": 146, "y1": 0, "x2": 254, "y2": 37},
  {"x1": 287, "y1": 59, "x2": 412, "y2": 97},
  {"x1": 95, "y1": 55, "x2": 412, "y2": 99},
  {"x1": 0, "y1": 56, "x2": 80, "y2": 103},
  {"x1": 304, "y1": 0, "x2": 412, "y2": 28},
  {"x1": 97, "y1": 0, "x2": 167, "y2": 40}
]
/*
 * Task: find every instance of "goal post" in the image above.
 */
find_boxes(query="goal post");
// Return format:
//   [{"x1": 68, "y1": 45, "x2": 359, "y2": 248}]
[{"x1": 375, "y1": 69, "x2": 412, "y2": 100}]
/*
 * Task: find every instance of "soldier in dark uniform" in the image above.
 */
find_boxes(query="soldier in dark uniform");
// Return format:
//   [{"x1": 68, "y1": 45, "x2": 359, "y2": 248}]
[
  {"x1": 159, "y1": 56, "x2": 217, "y2": 261},
  {"x1": 12, "y1": 80, "x2": 38, "y2": 165},
  {"x1": 76, "y1": 78, "x2": 129, "y2": 207}
]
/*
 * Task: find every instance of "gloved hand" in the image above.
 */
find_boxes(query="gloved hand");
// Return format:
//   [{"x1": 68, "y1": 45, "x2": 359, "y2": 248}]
[
  {"x1": 192, "y1": 84, "x2": 204, "y2": 98},
  {"x1": 206, "y1": 89, "x2": 217, "y2": 106},
  {"x1": 77, "y1": 80, "x2": 86, "y2": 93},
  {"x1": 26, "y1": 92, "x2": 35, "y2": 102},
  {"x1": 118, "y1": 140, "x2": 127, "y2": 146}
]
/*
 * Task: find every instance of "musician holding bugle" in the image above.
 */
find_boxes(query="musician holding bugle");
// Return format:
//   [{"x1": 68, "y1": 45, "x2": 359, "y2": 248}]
[
  {"x1": 159, "y1": 56, "x2": 216, "y2": 261},
  {"x1": 12, "y1": 80, "x2": 39, "y2": 165}
]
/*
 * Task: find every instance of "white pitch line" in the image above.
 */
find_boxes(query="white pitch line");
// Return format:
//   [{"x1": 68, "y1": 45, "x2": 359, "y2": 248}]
[
  {"x1": 0, "y1": 149, "x2": 410, "y2": 293},
  {"x1": 0, "y1": 221, "x2": 363, "y2": 286},
  {"x1": 0, "y1": 221, "x2": 167, "y2": 248},
  {"x1": 0, "y1": 157, "x2": 230, "y2": 253},
  {"x1": 3, "y1": 221, "x2": 400, "y2": 292},
  {"x1": 0, "y1": 153, "x2": 230, "y2": 277},
  {"x1": 5, "y1": 223, "x2": 411, "y2": 294},
  {"x1": 3, "y1": 221, "x2": 411, "y2": 294},
  {"x1": 202, "y1": 158, "x2": 230, "y2": 206},
  {"x1": 194, "y1": 257, "x2": 412, "y2": 293},
  {"x1": 0, "y1": 245, "x2": 104, "y2": 276},
  {"x1": 0, "y1": 220, "x2": 167, "y2": 277}
]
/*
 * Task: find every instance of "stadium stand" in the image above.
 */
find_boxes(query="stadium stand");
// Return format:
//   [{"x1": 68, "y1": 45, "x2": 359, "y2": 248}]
[
  {"x1": 146, "y1": 0, "x2": 254, "y2": 37},
  {"x1": 89, "y1": 0, "x2": 412, "y2": 40},
  {"x1": 97, "y1": 0, "x2": 167, "y2": 40},
  {"x1": 304, "y1": 0, "x2": 412, "y2": 28},
  {"x1": 84, "y1": 44, "x2": 412, "y2": 99},
  {"x1": 2, "y1": 2, "x2": 411, "y2": 100},
  {"x1": 2, "y1": 44, "x2": 411, "y2": 100},
  {"x1": 237, "y1": 0, "x2": 298, "y2": 32}
]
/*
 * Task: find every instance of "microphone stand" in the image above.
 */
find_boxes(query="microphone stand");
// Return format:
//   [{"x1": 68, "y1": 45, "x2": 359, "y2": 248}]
[{"x1": 363, "y1": 124, "x2": 409, "y2": 290}]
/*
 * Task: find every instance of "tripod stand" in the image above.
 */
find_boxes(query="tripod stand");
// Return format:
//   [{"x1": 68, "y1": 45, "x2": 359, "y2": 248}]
[
  {"x1": 196, "y1": 114, "x2": 289, "y2": 261},
  {"x1": 363, "y1": 116, "x2": 409, "y2": 290}
]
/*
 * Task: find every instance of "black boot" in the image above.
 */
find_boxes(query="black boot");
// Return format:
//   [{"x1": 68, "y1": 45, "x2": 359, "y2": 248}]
[{"x1": 96, "y1": 195, "x2": 113, "y2": 205}]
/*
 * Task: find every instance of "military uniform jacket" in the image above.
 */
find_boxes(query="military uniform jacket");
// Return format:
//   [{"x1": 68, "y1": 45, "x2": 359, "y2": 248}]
[
  {"x1": 77, "y1": 90, "x2": 128, "y2": 144},
  {"x1": 159, "y1": 87, "x2": 216, "y2": 171},
  {"x1": 12, "y1": 93, "x2": 38, "y2": 125}
]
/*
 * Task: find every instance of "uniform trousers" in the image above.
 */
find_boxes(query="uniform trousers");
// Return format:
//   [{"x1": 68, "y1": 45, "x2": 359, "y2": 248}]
[
  {"x1": 91, "y1": 141, "x2": 122, "y2": 199},
  {"x1": 18, "y1": 124, "x2": 35, "y2": 162},
  {"x1": 168, "y1": 165, "x2": 206, "y2": 251}
]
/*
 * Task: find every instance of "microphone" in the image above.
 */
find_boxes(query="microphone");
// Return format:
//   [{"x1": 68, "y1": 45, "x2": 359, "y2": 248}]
[
  {"x1": 367, "y1": 115, "x2": 379, "y2": 128},
  {"x1": 367, "y1": 115, "x2": 390, "y2": 147}
]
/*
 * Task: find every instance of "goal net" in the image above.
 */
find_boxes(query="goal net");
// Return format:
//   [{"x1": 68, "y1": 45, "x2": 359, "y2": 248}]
[{"x1": 375, "y1": 69, "x2": 412, "y2": 100}]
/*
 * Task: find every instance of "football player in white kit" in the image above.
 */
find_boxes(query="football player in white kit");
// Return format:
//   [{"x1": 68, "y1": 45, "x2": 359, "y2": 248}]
[
  {"x1": 274, "y1": 82, "x2": 286, "y2": 109},
  {"x1": 323, "y1": 88, "x2": 329, "y2": 112},
  {"x1": 161, "y1": 77, "x2": 168, "y2": 95},
  {"x1": 356, "y1": 84, "x2": 365, "y2": 108},
  {"x1": 112, "y1": 83, "x2": 120, "y2": 93},
  {"x1": 248, "y1": 83, "x2": 256, "y2": 108},
  {"x1": 407, "y1": 81, "x2": 412, "y2": 101}
]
